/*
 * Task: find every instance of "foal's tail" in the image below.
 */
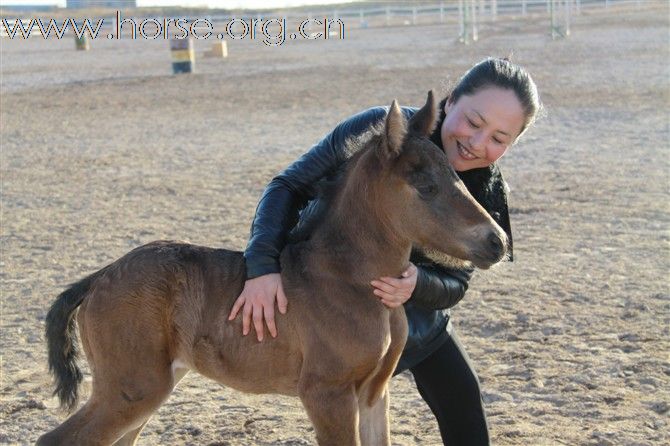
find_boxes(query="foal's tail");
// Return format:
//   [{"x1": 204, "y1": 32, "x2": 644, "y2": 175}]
[{"x1": 45, "y1": 267, "x2": 107, "y2": 411}]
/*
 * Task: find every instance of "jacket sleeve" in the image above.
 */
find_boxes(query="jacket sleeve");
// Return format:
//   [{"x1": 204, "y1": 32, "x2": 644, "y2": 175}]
[
  {"x1": 243, "y1": 106, "x2": 389, "y2": 279},
  {"x1": 409, "y1": 264, "x2": 475, "y2": 310}
]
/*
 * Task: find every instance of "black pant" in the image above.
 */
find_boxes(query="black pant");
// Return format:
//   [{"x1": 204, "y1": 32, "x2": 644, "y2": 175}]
[{"x1": 409, "y1": 328, "x2": 490, "y2": 446}]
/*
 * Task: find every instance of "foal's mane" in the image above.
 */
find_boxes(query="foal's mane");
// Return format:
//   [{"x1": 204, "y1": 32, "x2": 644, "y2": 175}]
[{"x1": 287, "y1": 121, "x2": 387, "y2": 244}]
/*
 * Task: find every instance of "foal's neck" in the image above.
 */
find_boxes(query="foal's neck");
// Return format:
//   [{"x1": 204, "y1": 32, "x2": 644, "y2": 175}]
[{"x1": 310, "y1": 169, "x2": 411, "y2": 284}]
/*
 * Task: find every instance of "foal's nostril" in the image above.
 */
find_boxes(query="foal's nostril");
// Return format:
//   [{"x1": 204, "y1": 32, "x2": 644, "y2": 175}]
[{"x1": 488, "y1": 232, "x2": 505, "y2": 257}]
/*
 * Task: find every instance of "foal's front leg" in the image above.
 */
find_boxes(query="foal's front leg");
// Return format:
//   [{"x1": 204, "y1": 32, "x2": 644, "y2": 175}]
[
  {"x1": 298, "y1": 378, "x2": 360, "y2": 446},
  {"x1": 358, "y1": 385, "x2": 390, "y2": 446}
]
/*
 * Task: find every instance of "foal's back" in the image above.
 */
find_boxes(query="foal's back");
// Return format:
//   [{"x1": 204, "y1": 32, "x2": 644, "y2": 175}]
[{"x1": 80, "y1": 240, "x2": 308, "y2": 395}]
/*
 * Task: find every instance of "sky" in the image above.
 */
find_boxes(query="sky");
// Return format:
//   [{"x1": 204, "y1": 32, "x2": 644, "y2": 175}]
[{"x1": 3, "y1": 0, "x2": 353, "y2": 8}]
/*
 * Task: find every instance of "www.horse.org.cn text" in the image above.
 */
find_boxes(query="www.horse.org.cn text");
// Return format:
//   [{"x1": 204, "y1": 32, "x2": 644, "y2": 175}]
[{"x1": 1, "y1": 11, "x2": 346, "y2": 47}]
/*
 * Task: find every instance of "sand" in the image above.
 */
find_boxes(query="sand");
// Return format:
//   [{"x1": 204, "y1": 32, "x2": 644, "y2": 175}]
[{"x1": 1, "y1": 2, "x2": 668, "y2": 445}]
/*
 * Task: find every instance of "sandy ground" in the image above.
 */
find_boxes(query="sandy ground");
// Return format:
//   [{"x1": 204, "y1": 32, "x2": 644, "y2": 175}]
[{"x1": 1, "y1": 3, "x2": 669, "y2": 445}]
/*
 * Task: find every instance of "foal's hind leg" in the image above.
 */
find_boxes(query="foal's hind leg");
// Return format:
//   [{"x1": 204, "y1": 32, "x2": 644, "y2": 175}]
[
  {"x1": 113, "y1": 366, "x2": 190, "y2": 446},
  {"x1": 37, "y1": 365, "x2": 174, "y2": 446},
  {"x1": 112, "y1": 419, "x2": 151, "y2": 446},
  {"x1": 38, "y1": 294, "x2": 177, "y2": 445}
]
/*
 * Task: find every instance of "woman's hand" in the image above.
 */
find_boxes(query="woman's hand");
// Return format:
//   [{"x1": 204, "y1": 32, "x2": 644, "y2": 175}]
[
  {"x1": 371, "y1": 263, "x2": 418, "y2": 308},
  {"x1": 228, "y1": 273, "x2": 288, "y2": 342}
]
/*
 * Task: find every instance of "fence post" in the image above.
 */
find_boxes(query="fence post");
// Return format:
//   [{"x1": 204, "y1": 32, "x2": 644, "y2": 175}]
[
  {"x1": 460, "y1": 0, "x2": 478, "y2": 44},
  {"x1": 458, "y1": 0, "x2": 465, "y2": 41},
  {"x1": 471, "y1": 0, "x2": 478, "y2": 41},
  {"x1": 440, "y1": 2, "x2": 444, "y2": 22},
  {"x1": 522, "y1": 0, "x2": 527, "y2": 16},
  {"x1": 386, "y1": 6, "x2": 390, "y2": 26},
  {"x1": 550, "y1": 0, "x2": 569, "y2": 39},
  {"x1": 491, "y1": 0, "x2": 498, "y2": 21},
  {"x1": 576, "y1": 0, "x2": 581, "y2": 14},
  {"x1": 550, "y1": 0, "x2": 556, "y2": 39}
]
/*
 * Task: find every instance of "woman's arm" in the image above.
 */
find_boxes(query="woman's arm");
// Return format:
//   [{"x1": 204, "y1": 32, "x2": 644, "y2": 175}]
[
  {"x1": 410, "y1": 265, "x2": 474, "y2": 310},
  {"x1": 369, "y1": 263, "x2": 473, "y2": 311}
]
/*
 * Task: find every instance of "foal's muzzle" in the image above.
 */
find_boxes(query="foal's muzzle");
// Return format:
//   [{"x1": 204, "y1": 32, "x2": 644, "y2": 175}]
[{"x1": 471, "y1": 230, "x2": 507, "y2": 269}]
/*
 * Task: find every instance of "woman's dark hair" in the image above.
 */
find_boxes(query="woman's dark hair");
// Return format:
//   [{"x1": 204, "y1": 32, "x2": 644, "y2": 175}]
[{"x1": 450, "y1": 57, "x2": 542, "y2": 138}]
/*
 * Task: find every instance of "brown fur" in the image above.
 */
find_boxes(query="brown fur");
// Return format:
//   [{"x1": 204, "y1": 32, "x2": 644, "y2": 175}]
[{"x1": 38, "y1": 91, "x2": 507, "y2": 446}]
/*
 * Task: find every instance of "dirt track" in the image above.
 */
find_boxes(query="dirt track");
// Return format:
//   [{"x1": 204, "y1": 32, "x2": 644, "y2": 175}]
[{"x1": 1, "y1": 3, "x2": 669, "y2": 445}]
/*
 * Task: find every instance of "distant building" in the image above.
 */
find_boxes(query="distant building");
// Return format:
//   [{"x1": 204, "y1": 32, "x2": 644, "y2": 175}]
[
  {"x1": 66, "y1": 0, "x2": 137, "y2": 8},
  {"x1": 0, "y1": 5, "x2": 57, "y2": 12}
]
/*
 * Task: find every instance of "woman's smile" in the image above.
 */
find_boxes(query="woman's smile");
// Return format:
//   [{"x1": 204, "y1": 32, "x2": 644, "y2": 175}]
[{"x1": 456, "y1": 141, "x2": 478, "y2": 160}]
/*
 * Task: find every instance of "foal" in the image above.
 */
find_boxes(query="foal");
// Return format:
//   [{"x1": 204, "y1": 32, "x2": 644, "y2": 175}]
[{"x1": 39, "y1": 91, "x2": 507, "y2": 446}]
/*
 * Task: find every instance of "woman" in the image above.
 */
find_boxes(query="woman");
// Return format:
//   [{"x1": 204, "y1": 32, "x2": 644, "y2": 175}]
[{"x1": 228, "y1": 58, "x2": 541, "y2": 445}]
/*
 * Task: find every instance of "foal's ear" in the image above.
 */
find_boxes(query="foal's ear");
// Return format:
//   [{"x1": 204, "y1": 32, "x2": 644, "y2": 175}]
[
  {"x1": 381, "y1": 100, "x2": 406, "y2": 161},
  {"x1": 407, "y1": 90, "x2": 437, "y2": 137}
]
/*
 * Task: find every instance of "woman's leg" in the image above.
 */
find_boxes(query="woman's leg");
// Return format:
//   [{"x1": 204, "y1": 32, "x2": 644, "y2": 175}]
[{"x1": 409, "y1": 328, "x2": 490, "y2": 446}]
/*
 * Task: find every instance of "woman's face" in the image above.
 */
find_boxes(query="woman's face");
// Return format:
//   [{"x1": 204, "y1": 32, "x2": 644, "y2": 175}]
[{"x1": 441, "y1": 87, "x2": 526, "y2": 172}]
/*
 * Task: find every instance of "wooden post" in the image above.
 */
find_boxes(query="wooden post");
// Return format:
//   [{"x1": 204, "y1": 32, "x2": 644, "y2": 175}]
[
  {"x1": 440, "y1": 2, "x2": 444, "y2": 23},
  {"x1": 412, "y1": 7, "x2": 417, "y2": 25},
  {"x1": 386, "y1": 6, "x2": 390, "y2": 26},
  {"x1": 522, "y1": 0, "x2": 527, "y2": 16},
  {"x1": 492, "y1": 0, "x2": 498, "y2": 21}
]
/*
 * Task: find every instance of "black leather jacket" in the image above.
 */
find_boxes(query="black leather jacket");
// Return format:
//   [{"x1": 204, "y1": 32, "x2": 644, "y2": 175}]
[{"x1": 243, "y1": 102, "x2": 513, "y2": 371}]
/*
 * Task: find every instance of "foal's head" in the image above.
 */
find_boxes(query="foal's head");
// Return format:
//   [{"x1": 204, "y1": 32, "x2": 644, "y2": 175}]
[{"x1": 357, "y1": 91, "x2": 508, "y2": 269}]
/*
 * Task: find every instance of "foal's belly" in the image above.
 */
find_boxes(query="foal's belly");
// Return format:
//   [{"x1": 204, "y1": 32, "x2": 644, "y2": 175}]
[{"x1": 188, "y1": 328, "x2": 304, "y2": 396}]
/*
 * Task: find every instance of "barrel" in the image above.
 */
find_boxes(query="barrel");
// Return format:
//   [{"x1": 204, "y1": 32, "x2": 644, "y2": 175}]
[
  {"x1": 206, "y1": 41, "x2": 228, "y2": 59},
  {"x1": 170, "y1": 38, "x2": 195, "y2": 74},
  {"x1": 75, "y1": 34, "x2": 90, "y2": 51}
]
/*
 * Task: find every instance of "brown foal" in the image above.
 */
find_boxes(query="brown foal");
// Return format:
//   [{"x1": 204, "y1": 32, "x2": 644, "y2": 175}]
[{"x1": 38, "y1": 91, "x2": 507, "y2": 446}]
